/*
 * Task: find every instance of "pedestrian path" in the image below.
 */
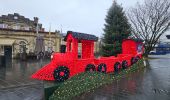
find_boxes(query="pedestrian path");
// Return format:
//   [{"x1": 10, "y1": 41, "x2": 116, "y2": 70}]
[{"x1": 0, "y1": 59, "x2": 50, "y2": 100}]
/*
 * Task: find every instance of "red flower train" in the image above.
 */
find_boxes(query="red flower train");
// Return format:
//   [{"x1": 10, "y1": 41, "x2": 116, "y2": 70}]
[{"x1": 31, "y1": 31, "x2": 144, "y2": 82}]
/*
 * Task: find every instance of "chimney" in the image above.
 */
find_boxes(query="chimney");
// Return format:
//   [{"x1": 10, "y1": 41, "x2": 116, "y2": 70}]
[
  {"x1": 34, "y1": 17, "x2": 39, "y2": 23},
  {"x1": 14, "y1": 13, "x2": 19, "y2": 16}
]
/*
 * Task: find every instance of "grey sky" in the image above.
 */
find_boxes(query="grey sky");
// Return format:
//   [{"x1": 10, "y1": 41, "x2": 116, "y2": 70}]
[{"x1": 1, "y1": 0, "x2": 144, "y2": 37}]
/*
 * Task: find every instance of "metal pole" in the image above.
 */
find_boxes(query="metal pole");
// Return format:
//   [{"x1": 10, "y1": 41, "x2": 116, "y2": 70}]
[
  {"x1": 36, "y1": 19, "x2": 39, "y2": 60},
  {"x1": 49, "y1": 23, "x2": 52, "y2": 53}
]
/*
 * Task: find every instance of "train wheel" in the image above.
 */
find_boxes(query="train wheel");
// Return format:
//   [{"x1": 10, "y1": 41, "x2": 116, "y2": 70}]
[
  {"x1": 114, "y1": 62, "x2": 121, "y2": 72},
  {"x1": 53, "y1": 66, "x2": 70, "y2": 82},
  {"x1": 97, "y1": 63, "x2": 107, "y2": 73},
  {"x1": 85, "y1": 64, "x2": 96, "y2": 72},
  {"x1": 122, "y1": 60, "x2": 128, "y2": 69},
  {"x1": 131, "y1": 57, "x2": 136, "y2": 65}
]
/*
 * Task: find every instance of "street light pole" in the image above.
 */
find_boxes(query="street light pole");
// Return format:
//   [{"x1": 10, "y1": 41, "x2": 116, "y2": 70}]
[
  {"x1": 49, "y1": 23, "x2": 52, "y2": 53},
  {"x1": 36, "y1": 18, "x2": 39, "y2": 60}
]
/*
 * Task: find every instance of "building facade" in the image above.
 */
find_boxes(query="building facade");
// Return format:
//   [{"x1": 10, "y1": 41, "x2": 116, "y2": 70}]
[
  {"x1": 0, "y1": 28, "x2": 61, "y2": 58},
  {"x1": 0, "y1": 13, "x2": 44, "y2": 31},
  {"x1": 0, "y1": 13, "x2": 61, "y2": 59},
  {"x1": 150, "y1": 35, "x2": 170, "y2": 55}
]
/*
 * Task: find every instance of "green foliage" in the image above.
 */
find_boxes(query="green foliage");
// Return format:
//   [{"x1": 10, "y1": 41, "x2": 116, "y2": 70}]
[
  {"x1": 49, "y1": 59, "x2": 145, "y2": 100},
  {"x1": 101, "y1": 1, "x2": 131, "y2": 56}
]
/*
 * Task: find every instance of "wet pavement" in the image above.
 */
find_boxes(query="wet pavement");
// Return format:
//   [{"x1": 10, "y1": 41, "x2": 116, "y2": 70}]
[
  {"x1": 0, "y1": 55, "x2": 170, "y2": 100},
  {"x1": 0, "y1": 59, "x2": 50, "y2": 100},
  {"x1": 73, "y1": 54, "x2": 170, "y2": 100}
]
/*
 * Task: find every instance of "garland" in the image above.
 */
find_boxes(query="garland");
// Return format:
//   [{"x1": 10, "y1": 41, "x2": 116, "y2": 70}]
[{"x1": 49, "y1": 59, "x2": 145, "y2": 100}]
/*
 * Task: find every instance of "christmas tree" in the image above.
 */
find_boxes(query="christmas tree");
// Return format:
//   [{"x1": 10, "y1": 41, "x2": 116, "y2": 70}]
[{"x1": 101, "y1": 1, "x2": 131, "y2": 56}]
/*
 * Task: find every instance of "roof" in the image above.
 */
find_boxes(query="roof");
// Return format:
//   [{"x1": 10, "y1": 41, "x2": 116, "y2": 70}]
[
  {"x1": 0, "y1": 13, "x2": 36, "y2": 25},
  {"x1": 0, "y1": 13, "x2": 44, "y2": 31},
  {"x1": 157, "y1": 43, "x2": 170, "y2": 48},
  {"x1": 64, "y1": 31, "x2": 98, "y2": 41},
  {"x1": 132, "y1": 38, "x2": 143, "y2": 42},
  {"x1": 166, "y1": 35, "x2": 170, "y2": 39},
  {"x1": 123, "y1": 38, "x2": 144, "y2": 42}
]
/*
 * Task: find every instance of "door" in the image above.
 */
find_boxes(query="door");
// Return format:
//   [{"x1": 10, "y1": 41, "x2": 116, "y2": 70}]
[{"x1": 4, "y1": 46, "x2": 12, "y2": 60}]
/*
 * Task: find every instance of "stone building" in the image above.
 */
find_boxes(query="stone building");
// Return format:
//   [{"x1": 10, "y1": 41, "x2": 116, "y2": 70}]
[
  {"x1": 0, "y1": 28, "x2": 61, "y2": 59},
  {"x1": 0, "y1": 13, "x2": 44, "y2": 31},
  {"x1": 0, "y1": 13, "x2": 61, "y2": 59}
]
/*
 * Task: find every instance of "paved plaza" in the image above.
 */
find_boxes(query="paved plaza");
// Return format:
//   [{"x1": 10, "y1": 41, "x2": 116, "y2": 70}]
[
  {"x1": 0, "y1": 59, "x2": 50, "y2": 100},
  {"x1": 0, "y1": 55, "x2": 170, "y2": 100}
]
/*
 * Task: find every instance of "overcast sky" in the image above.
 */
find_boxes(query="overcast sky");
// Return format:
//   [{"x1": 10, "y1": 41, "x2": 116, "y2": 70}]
[{"x1": 1, "y1": 0, "x2": 144, "y2": 37}]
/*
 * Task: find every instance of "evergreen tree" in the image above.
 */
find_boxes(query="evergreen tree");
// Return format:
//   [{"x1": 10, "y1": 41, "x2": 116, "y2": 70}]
[{"x1": 101, "y1": 1, "x2": 131, "y2": 57}]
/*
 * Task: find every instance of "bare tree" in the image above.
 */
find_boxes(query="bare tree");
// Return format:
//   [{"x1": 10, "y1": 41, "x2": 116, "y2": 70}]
[{"x1": 128, "y1": 0, "x2": 170, "y2": 56}]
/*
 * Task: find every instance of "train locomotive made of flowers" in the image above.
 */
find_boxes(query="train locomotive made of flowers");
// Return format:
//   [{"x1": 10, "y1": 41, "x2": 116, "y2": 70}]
[{"x1": 31, "y1": 31, "x2": 144, "y2": 82}]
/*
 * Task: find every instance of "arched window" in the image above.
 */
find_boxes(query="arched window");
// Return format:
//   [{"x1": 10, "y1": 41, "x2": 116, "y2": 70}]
[{"x1": 19, "y1": 41, "x2": 26, "y2": 53}]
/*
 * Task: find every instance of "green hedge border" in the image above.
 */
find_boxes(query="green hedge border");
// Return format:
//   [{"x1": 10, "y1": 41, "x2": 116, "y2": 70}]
[{"x1": 47, "y1": 58, "x2": 145, "y2": 100}]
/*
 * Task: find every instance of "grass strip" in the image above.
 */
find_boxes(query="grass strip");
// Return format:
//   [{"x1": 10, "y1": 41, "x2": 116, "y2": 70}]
[{"x1": 49, "y1": 59, "x2": 145, "y2": 100}]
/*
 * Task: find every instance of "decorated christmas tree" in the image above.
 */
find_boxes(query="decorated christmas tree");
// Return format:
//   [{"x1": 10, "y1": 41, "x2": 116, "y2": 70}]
[{"x1": 101, "y1": 1, "x2": 131, "y2": 56}]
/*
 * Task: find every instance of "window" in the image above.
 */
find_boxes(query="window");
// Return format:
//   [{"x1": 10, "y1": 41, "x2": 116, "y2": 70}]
[
  {"x1": 24, "y1": 27, "x2": 30, "y2": 30},
  {"x1": 19, "y1": 41, "x2": 26, "y2": 53},
  {"x1": 137, "y1": 44, "x2": 143, "y2": 53},
  {"x1": 78, "y1": 43, "x2": 82, "y2": 58},
  {"x1": 47, "y1": 46, "x2": 53, "y2": 53},
  {"x1": 0, "y1": 24, "x2": 8, "y2": 28},
  {"x1": 14, "y1": 16, "x2": 18, "y2": 20},
  {"x1": 13, "y1": 25, "x2": 20, "y2": 30},
  {"x1": 0, "y1": 24, "x2": 3, "y2": 28}
]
